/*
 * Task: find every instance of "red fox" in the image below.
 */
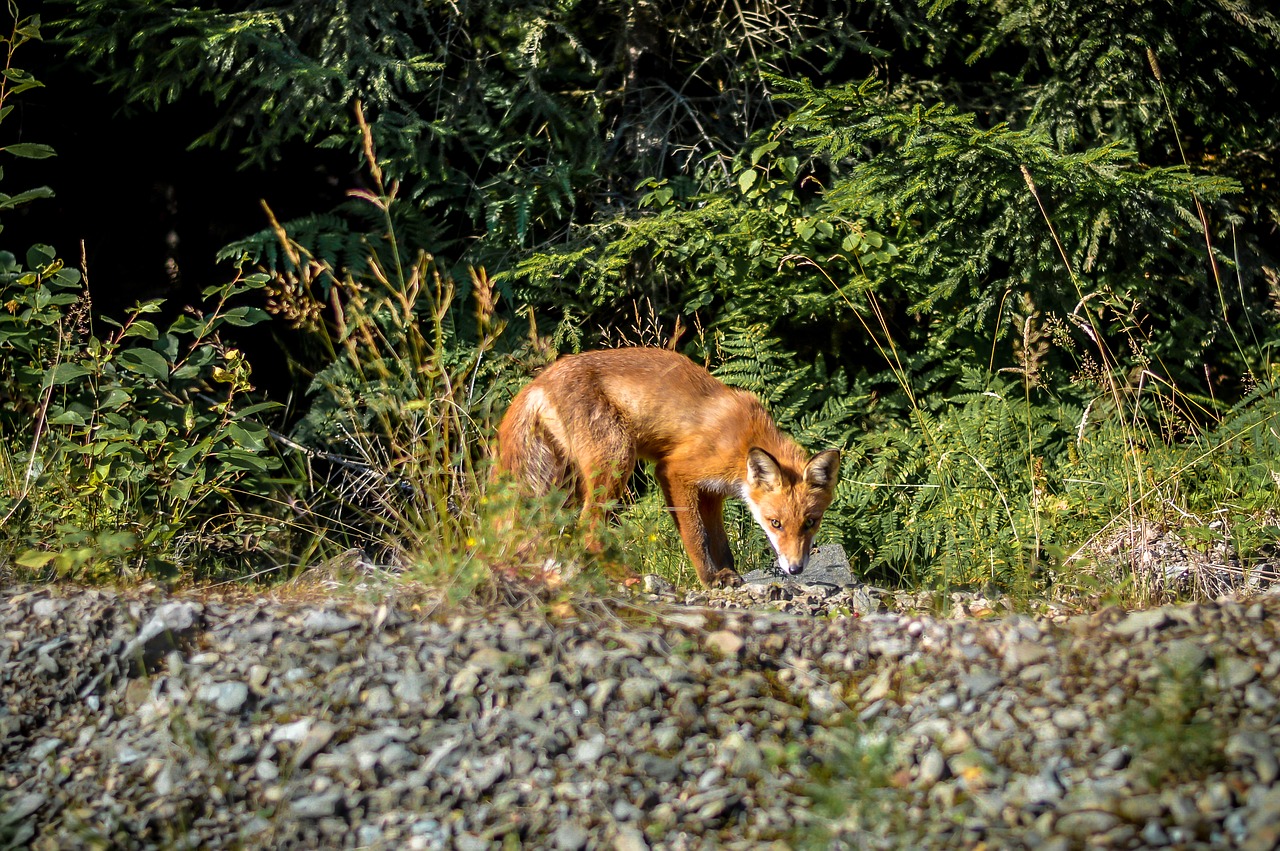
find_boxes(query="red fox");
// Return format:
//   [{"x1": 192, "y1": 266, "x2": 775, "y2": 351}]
[{"x1": 496, "y1": 347, "x2": 841, "y2": 588}]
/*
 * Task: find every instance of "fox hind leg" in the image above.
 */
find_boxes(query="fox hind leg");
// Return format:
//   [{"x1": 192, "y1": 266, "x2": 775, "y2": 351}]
[{"x1": 565, "y1": 409, "x2": 636, "y2": 552}]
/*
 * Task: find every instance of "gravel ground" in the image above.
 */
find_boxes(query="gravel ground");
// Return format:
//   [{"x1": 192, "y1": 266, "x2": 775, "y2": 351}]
[{"x1": 3, "y1": 579, "x2": 1280, "y2": 850}]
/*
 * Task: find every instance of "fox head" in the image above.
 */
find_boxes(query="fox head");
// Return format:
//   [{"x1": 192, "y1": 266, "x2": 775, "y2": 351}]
[{"x1": 743, "y1": 447, "x2": 842, "y2": 576}]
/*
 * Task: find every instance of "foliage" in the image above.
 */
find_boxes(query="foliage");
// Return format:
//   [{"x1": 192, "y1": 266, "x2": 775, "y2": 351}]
[
  {"x1": 1113, "y1": 656, "x2": 1228, "y2": 786},
  {"x1": 30, "y1": 0, "x2": 1280, "y2": 597},
  {"x1": 55, "y1": 0, "x2": 866, "y2": 269},
  {"x1": 243, "y1": 107, "x2": 608, "y2": 596},
  {"x1": 0, "y1": 246, "x2": 280, "y2": 579},
  {"x1": 515, "y1": 72, "x2": 1277, "y2": 594},
  {"x1": 0, "y1": 4, "x2": 55, "y2": 223},
  {"x1": 796, "y1": 724, "x2": 907, "y2": 847},
  {"x1": 0, "y1": 4, "x2": 278, "y2": 581}
]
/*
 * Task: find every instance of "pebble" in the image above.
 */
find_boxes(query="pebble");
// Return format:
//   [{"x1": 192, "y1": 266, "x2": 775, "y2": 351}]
[
  {"x1": 2, "y1": 582, "x2": 1279, "y2": 849},
  {"x1": 704, "y1": 630, "x2": 744, "y2": 657}
]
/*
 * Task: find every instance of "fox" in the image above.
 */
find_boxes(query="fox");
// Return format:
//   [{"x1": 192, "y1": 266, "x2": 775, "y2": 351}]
[{"x1": 495, "y1": 347, "x2": 841, "y2": 588}]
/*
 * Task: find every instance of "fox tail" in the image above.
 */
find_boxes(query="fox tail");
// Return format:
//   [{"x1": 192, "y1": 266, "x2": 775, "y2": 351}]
[{"x1": 496, "y1": 386, "x2": 568, "y2": 494}]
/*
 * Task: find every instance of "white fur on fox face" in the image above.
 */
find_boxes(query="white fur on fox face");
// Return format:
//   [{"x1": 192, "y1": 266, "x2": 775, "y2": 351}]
[{"x1": 744, "y1": 491, "x2": 804, "y2": 574}]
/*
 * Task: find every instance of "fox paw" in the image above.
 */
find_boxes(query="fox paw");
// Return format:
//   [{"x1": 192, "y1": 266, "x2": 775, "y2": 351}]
[{"x1": 706, "y1": 568, "x2": 743, "y2": 589}]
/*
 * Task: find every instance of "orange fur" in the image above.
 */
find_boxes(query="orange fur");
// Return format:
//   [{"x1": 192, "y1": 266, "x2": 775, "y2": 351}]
[{"x1": 496, "y1": 348, "x2": 841, "y2": 588}]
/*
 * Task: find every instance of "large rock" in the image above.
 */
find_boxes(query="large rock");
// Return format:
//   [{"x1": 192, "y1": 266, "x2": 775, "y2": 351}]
[{"x1": 742, "y1": 542, "x2": 854, "y2": 586}]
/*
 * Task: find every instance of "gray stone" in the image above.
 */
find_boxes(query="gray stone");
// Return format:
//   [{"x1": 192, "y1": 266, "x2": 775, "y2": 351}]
[
  {"x1": 619, "y1": 677, "x2": 659, "y2": 708},
  {"x1": 552, "y1": 821, "x2": 590, "y2": 851},
  {"x1": 11, "y1": 580, "x2": 1280, "y2": 851},
  {"x1": 743, "y1": 543, "x2": 853, "y2": 586},
  {"x1": 916, "y1": 748, "x2": 947, "y2": 787},
  {"x1": 363, "y1": 685, "x2": 395, "y2": 714},
  {"x1": 1140, "y1": 820, "x2": 1171, "y2": 846},
  {"x1": 0, "y1": 792, "x2": 47, "y2": 825},
  {"x1": 961, "y1": 669, "x2": 1002, "y2": 698},
  {"x1": 642, "y1": 574, "x2": 675, "y2": 594},
  {"x1": 1245, "y1": 682, "x2": 1277, "y2": 710},
  {"x1": 1003, "y1": 639, "x2": 1051, "y2": 669},
  {"x1": 1051, "y1": 706, "x2": 1087, "y2": 732},
  {"x1": 28, "y1": 738, "x2": 60, "y2": 761},
  {"x1": 1219, "y1": 656, "x2": 1258, "y2": 688},
  {"x1": 1055, "y1": 810, "x2": 1122, "y2": 839},
  {"x1": 573, "y1": 733, "x2": 607, "y2": 765},
  {"x1": 1160, "y1": 639, "x2": 1208, "y2": 674},
  {"x1": 198, "y1": 681, "x2": 249, "y2": 713},
  {"x1": 613, "y1": 824, "x2": 650, "y2": 851},
  {"x1": 290, "y1": 791, "x2": 343, "y2": 819},
  {"x1": 121, "y1": 601, "x2": 201, "y2": 672},
  {"x1": 302, "y1": 610, "x2": 361, "y2": 635},
  {"x1": 293, "y1": 720, "x2": 338, "y2": 769},
  {"x1": 1111, "y1": 607, "x2": 1170, "y2": 637},
  {"x1": 705, "y1": 630, "x2": 744, "y2": 657}
]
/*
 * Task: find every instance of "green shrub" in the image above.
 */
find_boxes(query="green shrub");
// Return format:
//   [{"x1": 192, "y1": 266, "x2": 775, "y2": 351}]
[
  {"x1": 513, "y1": 75, "x2": 1279, "y2": 600},
  {"x1": 0, "y1": 5, "x2": 281, "y2": 581},
  {"x1": 0, "y1": 246, "x2": 280, "y2": 579}
]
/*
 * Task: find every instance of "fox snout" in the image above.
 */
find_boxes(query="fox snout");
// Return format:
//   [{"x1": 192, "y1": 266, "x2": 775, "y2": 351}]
[
  {"x1": 777, "y1": 548, "x2": 811, "y2": 576},
  {"x1": 748, "y1": 516, "x2": 820, "y2": 578}
]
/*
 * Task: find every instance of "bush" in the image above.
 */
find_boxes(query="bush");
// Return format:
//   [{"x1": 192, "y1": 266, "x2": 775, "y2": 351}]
[{"x1": 0, "y1": 246, "x2": 280, "y2": 579}]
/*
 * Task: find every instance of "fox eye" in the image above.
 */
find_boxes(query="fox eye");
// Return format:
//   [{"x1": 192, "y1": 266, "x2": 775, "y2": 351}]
[
  {"x1": 769, "y1": 519, "x2": 782, "y2": 529},
  {"x1": 803, "y1": 517, "x2": 816, "y2": 530}
]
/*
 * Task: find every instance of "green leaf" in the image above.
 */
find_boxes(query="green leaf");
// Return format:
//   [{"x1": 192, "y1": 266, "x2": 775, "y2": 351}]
[
  {"x1": 100, "y1": 388, "x2": 131, "y2": 410},
  {"x1": 44, "y1": 362, "x2": 91, "y2": 387},
  {"x1": 15, "y1": 15, "x2": 42, "y2": 39},
  {"x1": 170, "y1": 442, "x2": 207, "y2": 468},
  {"x1": 25, "y1": 244, "x2": 55, "y2": 268},
  {"x1": 170, "y1": 477, "x2": 195, "y2": 502},
  {"x1": 50, "y1": 267, "x2": 81, "y2": 287},
  {"x1": 219, "y1": 306, "x2": 270, "y2": 327},
  {"x1": 0, "y1": 69, "x2": 43, "y2": 97},
  {"x1": 225, "y1": 421, "x2": 268, "y2": 451},
  {"x1": 3, "y1": 143, "x2": 56, "y2": 159},
  {"x1": 130, "y1": 299, "x2": 165, "y2": 314},
  {"x1": 168, "y1": 315, "x2": 207, "y2": 335},
  {"x1": 0, "y1": 186, "x2": 55, "y2": 210},
  {"x1": 219, "y1": 450, "x2": 271, "y2": 473},
  {"x1": 116, "y1": 348, "x2": 170, "y2": 380},
  {"x1": 234, "y1": 401, "x2": 284, "y2": 419},
  {"x1": 751, "y1": 141, "x2": 780, "y2": 166},
  {"x1": 47, "y1": 410, "x2": 87, "y2": 426},
  {"x1": 16, "y1": 550, "x2": 57, "y2": 569},
  {"x1": 737, "y1": 170, "x2": 758, "y2": 194},
  {"x1": 122, "y1": 320, "x2": 160, "y2": 341}
]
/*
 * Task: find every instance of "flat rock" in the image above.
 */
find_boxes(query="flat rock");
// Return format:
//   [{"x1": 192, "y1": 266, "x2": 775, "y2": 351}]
[{"x1": 743, "y1": 543, "x2": 853, "y2": 586}]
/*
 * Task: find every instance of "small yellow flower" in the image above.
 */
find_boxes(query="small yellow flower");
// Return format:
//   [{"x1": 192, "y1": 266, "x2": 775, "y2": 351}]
[{"x1": 466, "y1": 537, "x2": 478, "y2": 547}]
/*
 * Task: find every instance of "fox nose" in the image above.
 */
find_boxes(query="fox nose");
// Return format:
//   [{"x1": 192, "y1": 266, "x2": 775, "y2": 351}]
[{"x1": 779, "y1": 555, "x2": 807, "y2": 576}]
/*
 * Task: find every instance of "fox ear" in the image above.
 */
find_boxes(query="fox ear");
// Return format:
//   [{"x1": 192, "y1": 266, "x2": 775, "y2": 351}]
[
  {"x1": 746, "y1": 447, "x2": 784, "y2": 490},
  {"x1": 804, "y1": 449, "x2": 841, "y2": 491}
]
